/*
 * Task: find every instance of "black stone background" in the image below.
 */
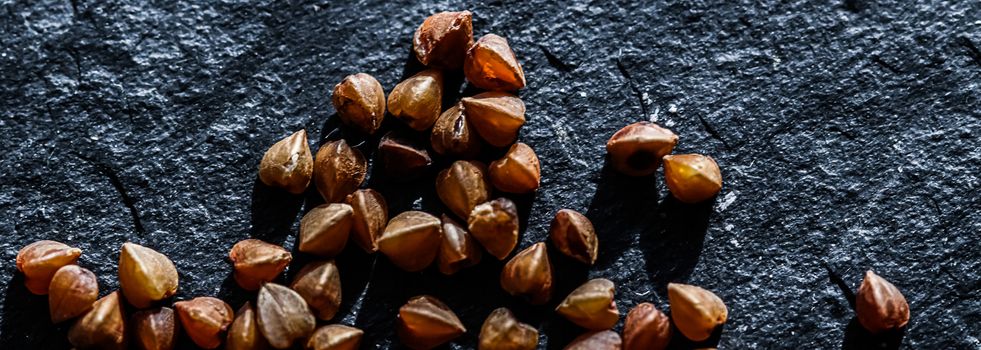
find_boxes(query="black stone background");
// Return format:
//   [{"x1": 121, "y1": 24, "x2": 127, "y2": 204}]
[{"x1": 1, "y1": 0, "x2": 979, "y2": 349}]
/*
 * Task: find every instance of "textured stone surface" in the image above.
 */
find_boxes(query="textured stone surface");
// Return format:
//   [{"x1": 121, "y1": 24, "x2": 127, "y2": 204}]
[{"x1": 1, "y1": 0, "x2": 979, "y2": 349}]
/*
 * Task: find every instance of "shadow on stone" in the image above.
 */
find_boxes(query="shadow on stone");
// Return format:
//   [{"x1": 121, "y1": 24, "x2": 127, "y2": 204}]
[
  {"x1": 841, "y1": 318, "x2": 905, "y2": 350},
  {"x1": 330, "y1": 244, "x2": 376, "y2": 323},
  {"x1": 351, "y1": 251, "x2": 514, "y2": 349},
  {"x1": 214, "y1": 271, "x2": 254, "y2": 317},
  {"x1": 318, "y1": 112, "x2": 377, "y2": 150},
  {"x1": 509, "y1": 190, "x2": 538, "y2": 241},
  {"x1": 399, "y1": 49, "x2": 426, "y2": 81},
  {"x1": 250, "y1": 177, "x2": 304, "y2": 246},
  {"x1": 641, "y1": 194, "x2": 713, "y2": 291},
  {"x1": 541, "y1": 246, "x2": 591, "y2": 350},
  {"x1": 542, "y1": 316, "x2": 585, "y2": 350},
  {"x1": 441, "y1": 70, "x2": 469, "y2": 111},
  {"x1": 585, "y1": 162, "x2": 662, "y2": 270},
  {"x1": 665, "y1": 324, "x2": 725, "y2": 349},
  {"x1": 0, "y1": 274, "x2": 71, "y2": 349},
  {"x1": 821, "y1": 260, "x2": 857, "y2": 309}
]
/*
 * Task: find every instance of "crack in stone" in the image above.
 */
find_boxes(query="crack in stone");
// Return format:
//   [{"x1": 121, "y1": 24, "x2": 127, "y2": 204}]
[
  {"x1": 68, "y1": 0, "x2": 78, "y2": 19},
  {"x1": 76, "y1": 153, "x2": 146, "y2": 235},
  {"x1": 68, "y1": 47, "x2": 83, "y2": 89},
  {"x1": 539, "y1": 45, "x2": 573, "y2": 73},
  {"x1": 958, "y1": 36, "x2": 981, "y2": 66},
  {"x1": 924, "y1": 195, "x2": 949, "y2": 237},
  {"x1": 698, "y1": 114, "x2": 732, "y2": 149},
  {"x1": 821, "y1": 260, "x2": 856, "y2": 309},
  {"x1": 871, "y1": 55, "x2": 902, "y2": 74},
  {"x1": 615, "y1": 57, "x2": 649, "y2": 118}
]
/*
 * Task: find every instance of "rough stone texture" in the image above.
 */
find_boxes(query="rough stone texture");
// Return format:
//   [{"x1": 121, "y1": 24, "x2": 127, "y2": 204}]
[{"x1": 1, "y1": 0, "x2": 978, "y2": 349}]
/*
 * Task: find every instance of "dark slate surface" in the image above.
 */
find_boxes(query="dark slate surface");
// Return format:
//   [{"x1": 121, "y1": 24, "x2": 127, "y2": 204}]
[{"x1": 1, "y1": 0, "x2": 979, "y2": 349}]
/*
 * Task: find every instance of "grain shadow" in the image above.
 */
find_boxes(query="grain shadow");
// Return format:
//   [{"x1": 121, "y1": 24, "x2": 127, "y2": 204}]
[
  {"x1": 250, "y1": 177, "x2": 304, "y2": 246},
  {"x1": 841, "y1": 317, "x2": 905, "y2": 349},
  {"x1": 0, "y1": 274, "x2": 71, "y2": 349}
]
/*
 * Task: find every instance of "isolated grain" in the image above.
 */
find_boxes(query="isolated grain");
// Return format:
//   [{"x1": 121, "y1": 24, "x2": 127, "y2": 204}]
[
  {"x1": 131, "y1": 307, "x2": 179, "y2": 350},
  {"x1": 48, "y1": 265, "x2": 98, "y2": 323},
  {"x1": 68, "y1": 291, "x2": 127, "y2": 350},
  {"x1": 413, "y1": 11, "x2": 473, "y2": 69},
  {"x1": 436, "y1": 160, "x2": 490, "y2": 219},
  {"x1": 258, "y1": 129, "x2": 314, "y2": 194},
  {"x1": 332, "y1": 73, "x2": 386, "y2": 135},
  {"x1": 855, "y1": 270, "x2": 910, "y2": 333},
  {"x1": 461, "y1": 92, "x2": 526, "y2": 147},
  {"x1": 174, "y1": 297, "x2": 233, "y2": 349},
  {"x1": 345, "y1": 189, "x2": 388, "y2": 253},
  {"x1": 290, "y1": 260, "x2": 342, "y2": 321},
  {"x1": 228, "y1": 239, "x2": 292, "y2": 291},
  {"x1": 431, "y1": 103, "x2": 481, "y2": 158},
  {"x1": 298, "y1": 203, "x2": 354, "y2": 257},
  {"x1": 397, "y1": 295, "x2": 466, "y2": 349},
  {"x1": 377, "y1": 211, "x2": 443, "y2": 272},
  {"x1": 118, "y1": 242, "x2": 179, "y2": 308},
  {"x1": 464, "y1": 34, "x2": 526, "y2": 91},
  {"x1": 257, "y1": 283, "x2": 316, "y2": 349},
  {"x1": 468, "y1": 198, "x2": 520, "y2": 260},
  {"x1": 16, "y1": 240, "x2": 82, "y2": 295},
  {"x1": 488, "y1": 142, "x2": 540, "y2": 193},
  {"x1": 388, "y1": 69, "x2": 444, "y2": 131},
  {"x1": 500, "y1": 243, "x2": 552, "y2": 305},
  {"x1": 306, "y1": 324, "x2": 364, "y2": 350},
  {"x1": 313, "y1": 139, "x2": 367, "y2": 203},
  {"x1": 667, "y1": 283, "x2": 727, "y2": 342},
  {"x1": 662, "y1": 154, "x2": 723, "y2": 203},
  {"x1": 548, "y1": 209, "x2": 598, "y2": 265}
]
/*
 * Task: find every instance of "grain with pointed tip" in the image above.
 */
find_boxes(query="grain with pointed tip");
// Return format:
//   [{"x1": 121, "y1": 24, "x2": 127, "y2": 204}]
[
  {"x1": 306, "y1": 324, "x2": 364, "y2": 350},
  {"x1": 464, "y1": 34, "x2": 526, "y2": 91},
  {"x1": 16, "y1": 240, "x2": 82, "y2": 295},
  {"x1": 258, "y1": 129, "x2": 313, "y2": 194},
  {"x1": 118, "y1": 242, "x2": 179, "y2": 308},
  {"x1": 397, "y1": 295, "x2": 466, "y2": 350},
  {"x1": 68, "y1": 291, "x2": 127, "y2": 350},
  {"x1": 345, "y1": 189, "x2": 388, "y2": 253},
  {"x1": 131, "y1": 307, "x2": 179, "y2": 350},
  {"x1": 548, "y1": 209, "x2": 598, "y2": 265},
  {"x1": 290, "y1": 260, "x2": 342, "y2": 321},
  {"x1": 412, "y1": 11, "x2": 473, "y2": 69},
  {"x1": 48, "y1": 265, "x2": 98, "y2": 323},
  {"x1": 313, "y1": 139, "x2": 367, "y2": 203},
  {"x1": 436, "y1": 160, "x2": 490, "y2": 220},
  {"x1": 500, "y1": 243, "x2": 552, "y2": 305},
  {"x1": 478, "y1": 308, "x2": 538, "y2": 350},
  {"x1": 461, "y1": 92, "x2": 526, "y2": 147},
  {"x1": 667, "y1": 283, "x2": 727, "y2": 342},
  {"x1": 468, "y1": 198, "x2": 520, "y2": 260},
  {"x1": 174, "y1": 297, "x2": 233, "y2": 349},
  {"x1": 556, "y1": 279, "x2": 619, "y2": 330},
  {"x1": 377, "y1": 211, "x2": 442, "y2": 272},
  {"x1": 228, "y1": 239, "x2": 292, "y2": 291},
  {"x1": 298, "y1": 203, "x2": 354, "y2": 257},
  {"x1": 257, "y1": 283, "x2": 316, "y2": 349},
  {"x1": 855, "y1": 270, "x2": 910, "y2": 333}
]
